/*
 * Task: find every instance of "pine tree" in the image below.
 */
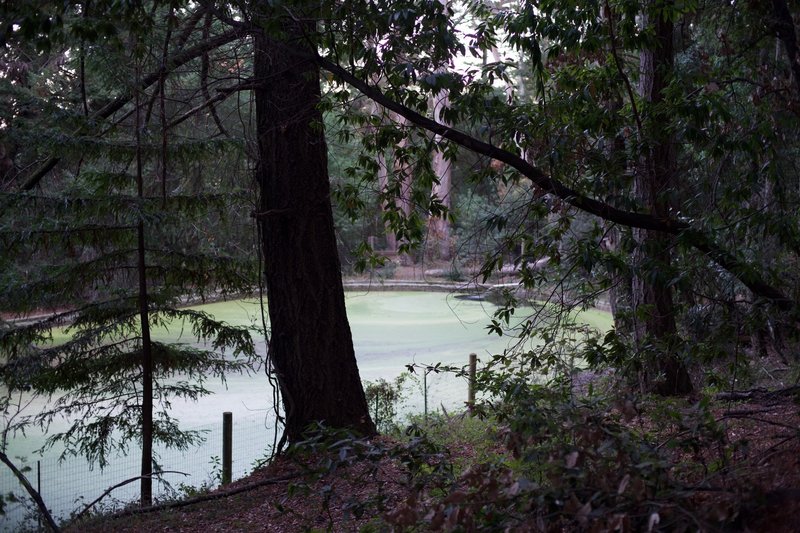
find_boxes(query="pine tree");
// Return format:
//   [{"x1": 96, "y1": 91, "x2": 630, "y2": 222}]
[{"x1": 0, "y1": 2, "x2": 257, "y2": 505}]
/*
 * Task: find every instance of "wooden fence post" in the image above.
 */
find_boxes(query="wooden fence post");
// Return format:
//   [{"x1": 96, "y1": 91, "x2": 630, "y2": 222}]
[
  {"x1": 222, "y1": 412, "x2": 232, "y2": 485},
  {"x1": 468, "y1": 353, "x2": 477, "y2": 413},
  {"x1": 423, "y1": 371, "x2": 428, "y2": 424}
]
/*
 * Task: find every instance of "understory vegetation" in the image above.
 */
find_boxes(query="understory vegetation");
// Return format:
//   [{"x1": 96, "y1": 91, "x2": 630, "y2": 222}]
[{"x1": 71, "y1": 362, "x2": 800, "y2": 532}]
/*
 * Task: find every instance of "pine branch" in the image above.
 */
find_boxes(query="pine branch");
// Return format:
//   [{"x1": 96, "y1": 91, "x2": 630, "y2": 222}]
[
  {"x1": 166, "y1": 80, "x2": 258, "y2": 131},
  {"x1": 20, "y1": 27, "x2": 245, "y2": 191}
]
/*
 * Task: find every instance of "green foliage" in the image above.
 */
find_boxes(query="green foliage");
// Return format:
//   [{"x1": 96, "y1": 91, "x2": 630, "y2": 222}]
[
  {"x1": 322, "y1": 0, "x2": 800, "y2": 393},
  {"x1": 382, "y1": 387, "x2": 736, "y2": 531},
  {"x1": 362, "y1": 374, "x2": 408, "y2": 433},
  {"x1": 249, "y1": 360, "x2": 735, "y2": 530},
  {"x1": 279, "y1": 422, "x2": 455, "y2": 530},
  {"x1": 3, "y1": 0, "x2": 800, "y2": 525},
  {"x1": 174, "y1": 455, "x2": 223, "y2": 499},
  {"x1": 403, "y1": 411, "x2": 503, "y2": 476}
]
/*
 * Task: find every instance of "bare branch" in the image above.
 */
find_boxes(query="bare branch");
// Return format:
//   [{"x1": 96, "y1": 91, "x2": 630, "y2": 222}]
[
  {"x1": 0, "y1": 451, "x2": 60, "y2": 532},
  {"x1": 66, "y1": 470, "x2": 188, "y2": 526}
]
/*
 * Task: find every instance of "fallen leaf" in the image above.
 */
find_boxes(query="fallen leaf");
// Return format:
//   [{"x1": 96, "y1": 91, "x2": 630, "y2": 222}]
[
  {"x1": 566, "y1": 451, "x2": 579, "y2": 468},
  {"x1": 617, "y1": 474, "x2": 630, "y2": 495}
]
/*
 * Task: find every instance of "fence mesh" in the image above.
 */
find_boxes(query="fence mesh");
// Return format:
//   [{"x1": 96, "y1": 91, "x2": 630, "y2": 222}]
[
  {"x1": 0, "y1": 411, "x2": 278, "y2": 532},
  {"x1": 0, "y1": 364, "x2": 474, "y2": 532}
]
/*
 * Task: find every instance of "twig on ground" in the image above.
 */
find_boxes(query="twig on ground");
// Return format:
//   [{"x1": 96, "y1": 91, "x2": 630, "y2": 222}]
[
  {"x1": 67, "y1": 470, "x2": 188, "y2": 526},
  {"x1": 102, "y1": 471, "x2": 303, "y2": 520}
]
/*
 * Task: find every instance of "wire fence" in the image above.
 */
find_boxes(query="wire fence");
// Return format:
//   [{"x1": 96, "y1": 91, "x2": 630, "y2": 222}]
[
  {"x1": 0, "y1": 358, "x2": 478, "y2": 532},
  {"x1": 0, "y1": 411, "x2": 278, "y2": 532}
]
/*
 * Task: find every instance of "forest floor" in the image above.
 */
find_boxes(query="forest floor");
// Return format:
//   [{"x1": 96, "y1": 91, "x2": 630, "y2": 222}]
[{"x1": 71, "y1": 383, "x2": 800, "y2": 532}]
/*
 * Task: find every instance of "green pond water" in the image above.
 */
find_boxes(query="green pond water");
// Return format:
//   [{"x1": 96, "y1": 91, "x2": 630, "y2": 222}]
[{"x1": 1, "y1": 291, "x2": 611, "y2": 528}]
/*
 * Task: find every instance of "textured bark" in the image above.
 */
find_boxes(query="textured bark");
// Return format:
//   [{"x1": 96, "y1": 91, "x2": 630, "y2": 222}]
[
  {"x1": 633, "y1": 3, "x2": 693, "y2": 395},
  {"x1": 771, "y1": 0, "x2": 800, "y2": 98},
  {"x1": 253, "y1": 21, "x2": 375, "y2": 441}
]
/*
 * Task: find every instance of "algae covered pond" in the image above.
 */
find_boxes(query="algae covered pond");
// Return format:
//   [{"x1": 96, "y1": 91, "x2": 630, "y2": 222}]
[{"x1": 2, "y1": 291, "x2": 611, "y2": 527}]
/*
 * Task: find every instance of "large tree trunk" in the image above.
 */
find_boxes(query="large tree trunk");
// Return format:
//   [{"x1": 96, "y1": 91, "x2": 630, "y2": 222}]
[
  {"x1": 253, "y1": 21, "x2": 376, "y2": 442},
  {"x1": 633, "y1": 2, "x2": 693, "y2": 395}
]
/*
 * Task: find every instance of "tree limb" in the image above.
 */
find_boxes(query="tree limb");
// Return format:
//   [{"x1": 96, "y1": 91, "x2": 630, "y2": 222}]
[
  {"x1": 166, "y1": 81, "x2": 257, "y2": 131},
  {"x1": 100, "y1": 471, "x2": 302, "y2": 519},
  {"x1": 0, "y1": 451, "x2": 60, "y2": 532},
  {"x1": 66, "y1": 470, "x2": 188, "y2": 526},
  {"x1": 310, "y1": 52, "x2": 795, "y2": 311},
  {"x1": 174, "y1": 6, "x2": 209, "y2": 52}
]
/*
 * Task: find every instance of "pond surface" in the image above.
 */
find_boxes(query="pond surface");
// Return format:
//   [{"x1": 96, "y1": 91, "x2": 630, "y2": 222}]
[{"x1": 1, "y1": 291, "x2": 611, "y2": 528}]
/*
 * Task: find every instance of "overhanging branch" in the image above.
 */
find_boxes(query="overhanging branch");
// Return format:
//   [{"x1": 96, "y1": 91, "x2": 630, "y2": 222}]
[
  {"x1": 309, "y1": 52, "x2": 794, "y2": 311},
  {"x1": 314, "y1": 54, "x2": 685, "y2": 233}
]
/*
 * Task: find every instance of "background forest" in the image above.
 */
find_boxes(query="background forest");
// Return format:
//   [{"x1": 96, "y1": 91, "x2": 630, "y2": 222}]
[{"x1": 1, "y1": 0, "x2": 800, "y2": 530}]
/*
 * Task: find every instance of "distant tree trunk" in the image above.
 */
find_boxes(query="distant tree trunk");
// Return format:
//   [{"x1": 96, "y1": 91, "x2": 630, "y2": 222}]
[
  {"x1": 377, "y1": 148, "x2": 395, "y2": 252},
  {"x1": 600, "y1": 106, "x2": 633, "y2": 336},
  {"x1": 367, "y1": 99, "x2": 399, "y2": 254},
  {"x1": 633, "y1": 2, "x2": 693, "y2": 395},
  {"x1": 253, "y1": 19, "x2": 376, "y2": 441},
  {"x1": 391, "y1": 114, "x2": 415, "y2": 264},
  {"x1": 428, "y1": 88, "x2": 453, "y2": 261},
  {"x1": 771, "y1": 0, "x2": 800, "y2": 98},
  {"x1": 427, "y1": 0, "x2": 453, "y2": 262},
  {"x1": 0, "y1": 140, "x2": 16, "y2": 186},
  {"x1": 604, "y1": 224, "x2": 634, "y2": 335},
  {"x1": 600, "y1": 4, "x2": 633, "y2": 338}
]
